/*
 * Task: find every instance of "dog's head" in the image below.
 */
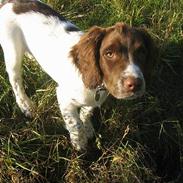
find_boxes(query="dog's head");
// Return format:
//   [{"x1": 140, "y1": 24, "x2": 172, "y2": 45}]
[{"x1": 71, "y1": 23, "x2": 157, "y2": 99}]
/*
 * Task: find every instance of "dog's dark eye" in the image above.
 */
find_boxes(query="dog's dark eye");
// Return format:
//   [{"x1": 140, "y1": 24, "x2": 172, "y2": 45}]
[{"x1": 104, "y1": 49, "x2": 114, "y2": 58}]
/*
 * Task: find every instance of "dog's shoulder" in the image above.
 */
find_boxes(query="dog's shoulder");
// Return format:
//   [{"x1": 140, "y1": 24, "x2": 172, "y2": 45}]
[
  {"x1": 12, "y1": 0, "x2": 66, "y2": 21},
  {"x1": 0, "y1": 0, "x2": 80, "y2": 33}
]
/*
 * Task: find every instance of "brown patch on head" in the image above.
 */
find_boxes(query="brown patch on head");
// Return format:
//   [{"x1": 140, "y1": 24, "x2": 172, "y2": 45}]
[
  {"x1": 134, "y1": 28, "x2": 158, "y2": 82},
  {"x1": 99, "y1": 23, "x2": 130, "y2": 95},
  {"x1": 114, "y1": 22, "x2": 128, "y2": 34},
  {"x1": 126, "y1": 26, "x2": 158, "y2": 82},
  {"x1": 70, "y1": 26, "x2": 106, "y2": 89},
  {"x1": 12, "y1": 0, "x2": 66, "y2": 21}
]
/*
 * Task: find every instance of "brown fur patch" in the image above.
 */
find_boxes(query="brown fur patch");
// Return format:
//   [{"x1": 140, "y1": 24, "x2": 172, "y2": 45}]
[
  {"x1": 12, "y1": 0, "x2": 66, "y2": 21},
  {"x1": 135, "y1": 28, "x2": 158, "y2": 82},
  {"x1": 70, "y1": 26, "x2": 106, "y2": 89}
]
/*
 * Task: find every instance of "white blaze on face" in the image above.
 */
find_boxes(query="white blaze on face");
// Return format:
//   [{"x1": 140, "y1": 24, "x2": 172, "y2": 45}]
[
  {"x1": 124, "y1": 63, "x2": 144, "y2": 79},
  {"x1": 115, "y1": 63, "x2": 145, "y2": 99}
]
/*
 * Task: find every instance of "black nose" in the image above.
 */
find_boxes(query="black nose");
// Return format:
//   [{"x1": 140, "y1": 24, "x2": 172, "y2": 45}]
[{"x1": 123, "y1": 77, "x2": 142, "y2": 92}]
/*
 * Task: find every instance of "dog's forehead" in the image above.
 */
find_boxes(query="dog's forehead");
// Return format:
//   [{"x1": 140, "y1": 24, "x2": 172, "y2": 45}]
[
  {"x1": 129, "y1": 29, "x2": 148, "y2": 46},
  {"x1": 101, "y1": 29, "x2": 127, "y2": 49},
  {"x1": 101, "y1": 27, "x2": 145, "y2": 50}
]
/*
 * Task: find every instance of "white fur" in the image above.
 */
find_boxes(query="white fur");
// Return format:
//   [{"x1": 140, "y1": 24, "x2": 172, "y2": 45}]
[
  {"x1": 115, "y1": 63, "x2": 145, "y2": 99},
  {"x1": 0, "y1": 2, "x2": 107, "y2": 151},
  {"x1": 124, "y1": 63, "x2": 144, "y2": 79}
]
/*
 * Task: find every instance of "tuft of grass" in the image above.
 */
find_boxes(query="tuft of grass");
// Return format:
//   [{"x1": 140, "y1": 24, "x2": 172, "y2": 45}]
[{"x1": 0, "y1": 0, "x2": 183, "y2": 182}]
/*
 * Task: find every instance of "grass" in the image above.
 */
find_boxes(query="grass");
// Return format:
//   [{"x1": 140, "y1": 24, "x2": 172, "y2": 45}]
[{"x1": 0, "y1": 0, "x2": 183, "y2": 182}]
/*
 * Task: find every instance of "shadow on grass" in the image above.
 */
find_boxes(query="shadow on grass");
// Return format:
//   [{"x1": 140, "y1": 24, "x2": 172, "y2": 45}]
[
  {"x1": 124, "y1": 39, "x2": 183, "y2": 182},
  {"x1": 137, "y1": 40, "x2": 183, "y2": 182}
]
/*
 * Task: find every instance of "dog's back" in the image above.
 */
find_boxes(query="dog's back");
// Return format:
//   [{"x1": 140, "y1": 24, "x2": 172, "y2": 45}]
[
  {"x1": 0, "y1": 0, "x2": 84, "y2": 118},
  {"x1": 0, "y1": 0, "x2": 82, "y2": 83}
]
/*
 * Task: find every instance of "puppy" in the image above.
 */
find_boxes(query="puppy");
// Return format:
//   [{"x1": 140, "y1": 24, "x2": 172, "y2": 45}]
[{"x1": 0, "y1": 0, "x2": 156, "y2": 151}]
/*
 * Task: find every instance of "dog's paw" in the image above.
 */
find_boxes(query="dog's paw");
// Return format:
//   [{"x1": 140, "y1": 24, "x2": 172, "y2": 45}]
[
  {"x1": 17, "y1": 98, "x2": 35, "y2": 118},
  {"x1": 22, "y1": 106, "x2": 35, "y2": 118},
  {"x1": 70, "y1": 130, "x2": 88, "y2": 152}
]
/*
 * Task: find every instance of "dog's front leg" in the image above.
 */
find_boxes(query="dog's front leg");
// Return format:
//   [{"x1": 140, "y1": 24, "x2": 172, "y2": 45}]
[
  {"x1": 0, "y1": 37, "x2": 34, "y2": 117},
  {"x1": 80, "y1": 106, "x2": 95, "y2": 140},
  {"x1": 56, "y1": 87, "x2": 88, "y2": 151}
]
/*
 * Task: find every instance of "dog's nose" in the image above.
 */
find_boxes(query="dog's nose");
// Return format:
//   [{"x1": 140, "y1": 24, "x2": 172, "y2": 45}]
[{"x1": 123, "y1": 77, "x2": 142, "y2": 92}]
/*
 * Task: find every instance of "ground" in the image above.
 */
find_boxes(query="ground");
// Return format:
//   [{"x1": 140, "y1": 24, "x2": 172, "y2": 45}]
[{"x1": 0, "y1": 0, "x2": 183, "y2": 182}]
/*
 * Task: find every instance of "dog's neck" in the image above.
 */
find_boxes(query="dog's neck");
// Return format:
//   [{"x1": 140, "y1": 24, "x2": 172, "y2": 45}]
[{"x1": 94, "y1": 83, "x2": 107, "y2": 101}]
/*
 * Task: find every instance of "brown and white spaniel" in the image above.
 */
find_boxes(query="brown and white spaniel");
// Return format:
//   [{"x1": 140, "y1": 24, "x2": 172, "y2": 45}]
[{"x1": 0, "y1": 0, "x2": 156, "y2": 150}]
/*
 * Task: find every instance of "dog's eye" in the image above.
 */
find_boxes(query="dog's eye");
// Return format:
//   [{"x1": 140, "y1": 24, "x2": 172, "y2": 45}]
[{"x1": 105, "y1": 49, "x2": 114, "y2": 58}]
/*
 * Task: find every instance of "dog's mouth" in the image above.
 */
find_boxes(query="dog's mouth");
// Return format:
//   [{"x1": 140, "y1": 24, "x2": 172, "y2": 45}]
[
  {"x1": 114, "y1": 89, "x2": 145, "y2": 100},
  {"x1": 105, "y1": 78, "x2": 146, "y2": 100}
]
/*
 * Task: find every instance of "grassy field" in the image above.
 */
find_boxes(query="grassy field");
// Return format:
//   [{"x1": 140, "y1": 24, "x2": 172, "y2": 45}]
[{"x1": 0, "y1": 0, "x2": 183, "y2": 182}]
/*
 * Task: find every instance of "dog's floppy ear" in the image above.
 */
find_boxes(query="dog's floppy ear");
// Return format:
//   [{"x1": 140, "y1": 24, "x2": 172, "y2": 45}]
[
  {"x1": 71, "y1": 26, "x2": 106, "y2": 89},
  {"x1": 138, "y1": 28, "x2": 159, "y2": 82}
]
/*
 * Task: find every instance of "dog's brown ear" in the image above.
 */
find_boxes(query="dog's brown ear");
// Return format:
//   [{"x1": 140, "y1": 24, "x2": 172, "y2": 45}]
[{"x1": 71, "y1": 26, "x2": 106, "y2": 89}]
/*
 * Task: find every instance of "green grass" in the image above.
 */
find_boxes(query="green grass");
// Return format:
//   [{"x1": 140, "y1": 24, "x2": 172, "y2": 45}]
[{"x1": 0, "y1": 0, "x2": 183, "y2": 182}]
